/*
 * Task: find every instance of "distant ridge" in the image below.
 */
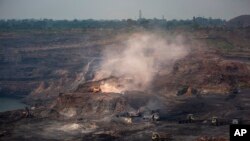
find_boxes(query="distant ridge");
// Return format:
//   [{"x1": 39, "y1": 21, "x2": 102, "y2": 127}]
[{"x1": 226, "y1": 15, "x2": 250, "y2": 28}]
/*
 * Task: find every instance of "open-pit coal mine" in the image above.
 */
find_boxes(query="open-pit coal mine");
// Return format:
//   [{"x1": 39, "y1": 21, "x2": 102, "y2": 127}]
[{"x1": 1, "y1": 23, "x2": 250, "y2": 141}]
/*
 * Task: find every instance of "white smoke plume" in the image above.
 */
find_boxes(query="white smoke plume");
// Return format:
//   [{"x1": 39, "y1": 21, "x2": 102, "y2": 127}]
[{"x1": 94, "y1": 31, "x2": 189, "y2": 93}]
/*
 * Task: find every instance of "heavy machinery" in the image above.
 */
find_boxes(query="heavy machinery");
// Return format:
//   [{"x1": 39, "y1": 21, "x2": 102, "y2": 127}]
[
  {"x1": 211, "y1": 117, "x2": 250, "y2": 126},
  {"x1": 230, "y1": 118, "x2": 250, "y2": 125},
  {"x1": 211, "y1": 116, "x2": 229, "y2": 126},
  {"x1": 231, "y1": 118, "x2": 242, "y2": 125},
  {"x1": 143, "y1": 112, "x2": 160, "y2": 121},
  {"x1": 115, "y1": 110, "x2": 160, "y2": 124},
  {"x1": 178, "y1": 114, "x2": 203, "y2": 124},
  {"x1": 152, "y1": 132, "x2": 173, "y2": 141},
  {"x1": 177, "y1": 114, "x2": 250, "y2": 126}
]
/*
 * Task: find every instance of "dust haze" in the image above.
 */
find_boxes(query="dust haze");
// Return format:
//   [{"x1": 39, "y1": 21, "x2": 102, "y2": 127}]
[{"x1": 94, "y1": 31, "x2": 189, "y2": 93}]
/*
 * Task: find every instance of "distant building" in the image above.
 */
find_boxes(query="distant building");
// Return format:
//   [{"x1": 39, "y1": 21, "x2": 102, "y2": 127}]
[{"x1": 139, "y1": 10, "x2": 142, "y2": 20}]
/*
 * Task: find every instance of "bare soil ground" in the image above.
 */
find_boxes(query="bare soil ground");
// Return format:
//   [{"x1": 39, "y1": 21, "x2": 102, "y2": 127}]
[
  {"x1": 1, "y1": 27, "x2": 250, "y2": 141},
  {"x1": 1, "y1": 89, "x2": 250, "y2": 141}
]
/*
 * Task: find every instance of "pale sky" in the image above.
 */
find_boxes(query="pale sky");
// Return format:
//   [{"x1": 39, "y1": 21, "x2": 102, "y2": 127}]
[{"x1": 0, "y1": 0, "x2": 250, "y2": 20}]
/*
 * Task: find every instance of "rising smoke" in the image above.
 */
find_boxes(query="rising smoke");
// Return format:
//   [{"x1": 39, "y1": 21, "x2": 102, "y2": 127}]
[{"x1": 94, "y1": 31, "x2": 189, "y2": 93}]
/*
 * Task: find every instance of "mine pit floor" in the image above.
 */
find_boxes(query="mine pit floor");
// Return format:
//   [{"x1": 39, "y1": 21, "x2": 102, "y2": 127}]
[{"x1": 1, "y1": 89, "x2": 250, "y2": 141}]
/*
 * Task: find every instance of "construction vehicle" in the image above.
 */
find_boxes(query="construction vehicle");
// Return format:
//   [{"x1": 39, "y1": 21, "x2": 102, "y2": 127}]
[
  {"x1": 177, "y1": 114, "x2": 249, "y2": 126},
  {"x1": 211, "y1": 117, "x2": 250, "y2": 126},
  {"x1": 152, "y1": 132, "x2": 173, "y2": 141},
  {"x1": 211, "y1": 116, "x2": 228, "y2": 126},
  {"x1": 179, "y1": 114, "x2": 203, "y2": 124},
  {"x1": 115, "y1": 110, "x2": 160, "y2": 124},
  {"x1": 231, "y1": 118, "x2": 250, "y2": 125},
  {"x1": 152, "y1": 112, "x2": 160, "y2": 121},
  {"x1": 231, "y1": 118, "x2": 242, "y2": 125},
  {"x1": 142, "y1": 111, "x2": 160, "y2": 121},
  {"x1": 90, "y1": 86, "x2": 101, "y2": 93}
]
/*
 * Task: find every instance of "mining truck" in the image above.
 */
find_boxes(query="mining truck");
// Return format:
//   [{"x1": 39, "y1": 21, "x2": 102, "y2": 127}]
[
  {"x1": 231, "y1": 118, "x2": 250, "y2": 125},
  {"x1": 178, "y1": 114, "x2": 204, "y2": 124},
  {"x1": 152, "y1": 132, "x2": 173, "y2": 141},
  {"x1": 231, "y1": 118, "x2": 242, "y2": 125},
  {"x1": 142, "y1": 111, "x2": 160, "y2": 121},
  {"x1": 211, "y1": 116, "x2": 229, "y2": 126},
  {"x1": 152, "y1": 112, "x2": 160, "y2": 121},
  {"x1": 210, "y1": 117, "x2": 250, "y2": 126}
]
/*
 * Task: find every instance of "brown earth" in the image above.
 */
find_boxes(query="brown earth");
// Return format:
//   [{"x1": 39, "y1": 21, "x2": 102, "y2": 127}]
[{"x1": 1, "y1": 27, "x2": 250, "y2": 141}]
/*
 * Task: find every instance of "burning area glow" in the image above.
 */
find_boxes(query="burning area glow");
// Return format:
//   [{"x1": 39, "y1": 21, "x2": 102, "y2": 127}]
[
  {"x1": 59, "y1": 123, "x2": 80, "y2": 131},
  {"x1": 100, "y1": 82, "x2": 123, "y2": 93},
  {"x1": 94, "y1": 31, "x2": 189, "y2": 93}
]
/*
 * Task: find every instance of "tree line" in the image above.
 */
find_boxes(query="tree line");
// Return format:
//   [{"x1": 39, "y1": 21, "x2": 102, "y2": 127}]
[{"x1": 0, "y1": 17, "x2": 226, "y2": 31}]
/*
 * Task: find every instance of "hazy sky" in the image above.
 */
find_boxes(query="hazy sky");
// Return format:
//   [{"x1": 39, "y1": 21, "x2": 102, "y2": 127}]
[{"x1": 0, "y1": 0, "x2": 250, "y2": 20}]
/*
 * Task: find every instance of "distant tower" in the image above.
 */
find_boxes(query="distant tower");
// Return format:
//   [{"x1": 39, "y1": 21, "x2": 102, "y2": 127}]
[{"x1": 139, "y1": 10, "x2": 142, "y2": 20}]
